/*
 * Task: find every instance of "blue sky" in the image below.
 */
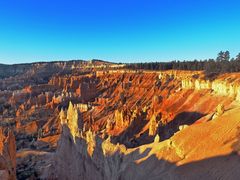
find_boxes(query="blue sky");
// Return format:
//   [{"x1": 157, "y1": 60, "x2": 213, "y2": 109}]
[{"x1": 0, "y1": 0, "x2": 240, "y2": 64}]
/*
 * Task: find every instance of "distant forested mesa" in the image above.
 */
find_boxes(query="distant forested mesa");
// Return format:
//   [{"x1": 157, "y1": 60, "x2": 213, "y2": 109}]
[{"x1": 126, "y1": 51, "x2": 240, "y2": 76}]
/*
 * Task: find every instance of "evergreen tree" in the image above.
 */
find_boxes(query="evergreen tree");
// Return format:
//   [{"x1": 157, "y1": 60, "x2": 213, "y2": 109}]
[
  {"x1": 236, "y1": 53, "x2": 240, "y2": 61},
  {"x1": 217, "y1": 51, "x2": 224, "y2": 61}
]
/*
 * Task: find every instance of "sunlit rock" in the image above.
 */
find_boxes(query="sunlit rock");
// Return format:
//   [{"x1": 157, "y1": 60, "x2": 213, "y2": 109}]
[
  {"x1": 179, "y1": 124, "x2": 189, "y2": 131},
  {"x1": 149, "y1": 114, "x2": 158, "y2": 136},
  {"x1": 154, "y1": 134, "x2": 160, "y2": 143},
  {"x1": 0, "y1": 129, "x2": 16, "y2": 180},
  {"x1": 85, "y1": 129, "x2": 96, "y2": 157},
  {"x1": 115, "y1": 109, "x2": 124, "y2": 128},
  {"x1": 212, "y1": 104, "x2": 225, "y2": 120}
]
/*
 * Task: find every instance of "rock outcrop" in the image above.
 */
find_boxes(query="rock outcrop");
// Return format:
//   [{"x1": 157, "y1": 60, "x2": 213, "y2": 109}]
[
  {"x1": 85, "y1": 129, "x2": 96, "y2": 156},
  {"x1": 212, "y1": 104, "x2": 225, "y2": 120},
  {"x1": 149, "y1": 114, "x2": 158, "y2": 136},
  {"x1": 61, "y1": 102, "x2": 82, "y2": 141},
  {"x1": 114, "y1": 109, "x2": 124, "y2": 128},
  {"x1": 0, "y1": 129, "x2": 16, "y2": 180}
]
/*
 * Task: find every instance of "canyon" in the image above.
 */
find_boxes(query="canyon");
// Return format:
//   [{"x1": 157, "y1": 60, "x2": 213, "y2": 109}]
[{"x1": 0, "y1": 61, "x2": 240, "y2": 179}]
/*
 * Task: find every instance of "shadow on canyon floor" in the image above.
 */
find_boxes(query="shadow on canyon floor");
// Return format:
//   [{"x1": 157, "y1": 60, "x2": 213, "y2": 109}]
[
  {"x1": 128, "y1": 151, "x2": 240, "y2": 180},
  {"x1": 113, "y1": 111, "x2": 205, "y2": 148},
  {"x1": 112, "y1": 112, "x2": 149, "y2": 148},
  {"x1": 159, "y1": 111, "x2": 205, "y2": 140}
]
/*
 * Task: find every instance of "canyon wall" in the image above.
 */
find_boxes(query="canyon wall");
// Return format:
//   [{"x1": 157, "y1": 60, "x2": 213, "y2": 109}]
[{"x1": 182, "y1": 78, "x2": 240, "y2": 101}]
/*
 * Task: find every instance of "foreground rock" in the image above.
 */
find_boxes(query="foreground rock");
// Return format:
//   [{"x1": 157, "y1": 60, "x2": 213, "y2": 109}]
[
  {"x1": 44, "y1": 103, "x2": 240, "y2": 180},
  {"x1": 0, "y1": 129, "x2": 16, "y2": 180}
]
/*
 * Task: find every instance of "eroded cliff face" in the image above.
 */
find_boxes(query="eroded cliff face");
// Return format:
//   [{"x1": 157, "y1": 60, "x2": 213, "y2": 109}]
[
  {"x1": 181, "y1": 76, "x2": 240, "y2": 101},
  {"x1": 49, "y1": 74, "x2": 98, "y2": 102}
]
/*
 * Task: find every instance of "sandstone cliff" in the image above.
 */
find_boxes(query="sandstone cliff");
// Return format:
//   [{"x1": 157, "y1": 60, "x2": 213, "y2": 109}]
[{"x1": 181, "y1": 76, "x2": 240, "y2": 101}]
